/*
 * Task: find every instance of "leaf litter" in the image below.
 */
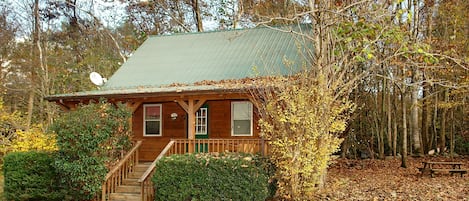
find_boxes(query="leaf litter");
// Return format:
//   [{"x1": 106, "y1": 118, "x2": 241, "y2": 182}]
[{"x1": 315, "y1": 156, "x2": 469, "y2": 200}]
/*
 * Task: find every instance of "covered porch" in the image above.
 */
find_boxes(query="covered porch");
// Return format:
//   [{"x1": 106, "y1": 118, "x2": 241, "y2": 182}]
[
  {"x1": 50, "y1": 88, "x2": 262, "y2": 160},
  {"x1": 123, "y1": 91, "x2": 261, "y2": 161}
]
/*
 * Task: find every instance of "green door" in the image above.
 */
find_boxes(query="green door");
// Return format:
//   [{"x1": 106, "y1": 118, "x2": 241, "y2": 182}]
[{"x1": 194, "y1": 105, "x2": 209, "y2": 152}]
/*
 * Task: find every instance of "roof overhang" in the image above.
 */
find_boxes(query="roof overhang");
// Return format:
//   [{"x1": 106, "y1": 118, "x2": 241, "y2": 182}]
[{"x1": 45, "y1": 85, "x2": 252, "y2": 103}]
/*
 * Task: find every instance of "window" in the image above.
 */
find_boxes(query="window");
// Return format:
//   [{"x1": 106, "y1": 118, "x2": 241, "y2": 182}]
[
  {"x1": 231, "y1": 101, "x2": 253, "y2": 136},
  {"x1": 144, "y1": 104, "x2": 162, "y2": 136},
  {"x1": 196, "y1": 107, "x2": 208, "y2": 135}
]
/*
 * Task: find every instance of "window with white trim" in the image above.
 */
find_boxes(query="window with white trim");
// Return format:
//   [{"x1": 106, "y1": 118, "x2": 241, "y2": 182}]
[
  {"x1": 144, "y1": 104, "x2": 162, "y2": 136},
  {"x1": 231, "y1": 101, "x2": 253, "y2": 136},
  {"x1": 196, "y1": 107, "x2": 208, "y2": 135}
]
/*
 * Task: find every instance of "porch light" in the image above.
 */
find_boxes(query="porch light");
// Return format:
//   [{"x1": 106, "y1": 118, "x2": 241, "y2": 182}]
[{"x1": 170, "y1": 113, "x2": 178, "y2": 120}]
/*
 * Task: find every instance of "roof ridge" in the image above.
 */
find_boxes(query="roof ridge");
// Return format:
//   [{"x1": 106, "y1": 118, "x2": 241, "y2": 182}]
[{"x1": 147, "y1": 24, "x2": 303, "y2": 38}]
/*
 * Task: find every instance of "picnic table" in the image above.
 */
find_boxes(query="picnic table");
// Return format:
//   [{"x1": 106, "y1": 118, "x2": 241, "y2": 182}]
[{"x1": 419, "y1": 161, "x2": 467, "y2": 177}]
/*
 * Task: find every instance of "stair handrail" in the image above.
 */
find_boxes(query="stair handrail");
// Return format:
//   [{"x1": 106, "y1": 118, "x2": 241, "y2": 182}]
[
  {"x1": 101, "y1": 140, "x2": 142, "y2": 201},
  {"x1": 138, "y1": 140, "x2": 175, "y2": 201}
]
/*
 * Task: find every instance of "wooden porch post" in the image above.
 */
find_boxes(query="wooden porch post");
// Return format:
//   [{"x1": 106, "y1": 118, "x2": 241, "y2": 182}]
[
  {"x1": 176, "y1": 98, "x2": 206, "y2": 153},
  {"x1": 187, "y1": 99, "x2": 195, "y2": 140}
]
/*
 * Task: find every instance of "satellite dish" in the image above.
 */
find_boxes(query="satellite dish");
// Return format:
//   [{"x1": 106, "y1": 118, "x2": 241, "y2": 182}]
[{"x1": 90, "y1": 72, "x2": 105, "y2": 86}]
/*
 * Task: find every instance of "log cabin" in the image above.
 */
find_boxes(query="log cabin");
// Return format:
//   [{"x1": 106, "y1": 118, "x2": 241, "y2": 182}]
[{"x1": 46, "y1": 25, "x2": 308, "y2": 201}]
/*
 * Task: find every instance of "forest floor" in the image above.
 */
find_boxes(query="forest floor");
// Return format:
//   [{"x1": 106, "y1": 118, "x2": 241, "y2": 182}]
[{"x1": 315, "y1": 156, "x2": 469, "y2": 200}]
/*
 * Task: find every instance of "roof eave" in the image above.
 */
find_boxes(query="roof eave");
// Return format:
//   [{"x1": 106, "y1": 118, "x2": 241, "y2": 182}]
[{"x1": 45, "y1": 86, "x2": 250, "y2": 102}]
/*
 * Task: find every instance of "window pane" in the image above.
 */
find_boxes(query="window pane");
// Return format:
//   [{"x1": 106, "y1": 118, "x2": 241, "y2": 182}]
[
  {"x1": 196, "y1": 107, "x2": 208, "y2": 135},
  {"x1": 145, "y1": 121, "x2": 160, "y2": 135},
  {"x1": 233, "y1": 120, "x2": 251, "y2": 135},
  {"x1": 233, "y1": 102, "x2": 251, "y2": 120},
  {"x1": 145, "y1": 106, "x2": 160, "y2": 120}
]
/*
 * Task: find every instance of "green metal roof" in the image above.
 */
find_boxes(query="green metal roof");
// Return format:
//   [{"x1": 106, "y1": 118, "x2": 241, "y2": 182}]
[{"x1": 47, "y1": 25, "x2": 310, "y2": 100}]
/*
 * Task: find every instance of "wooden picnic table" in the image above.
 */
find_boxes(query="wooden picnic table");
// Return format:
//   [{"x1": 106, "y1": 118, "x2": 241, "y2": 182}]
[{"x1": 419, "y1": 161, "x2": 467, "y2": 177}]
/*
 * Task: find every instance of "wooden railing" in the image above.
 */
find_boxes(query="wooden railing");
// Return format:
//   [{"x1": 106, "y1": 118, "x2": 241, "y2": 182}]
[
  {"x1": 138, "y1": 141, "x2": 175, "y2": 201},
  {"x1": 138, "y1": 138, "x2": 269, "y2": 201},
  {"x1": 172, "y1": 138, "x2": 269, "y2": 155},
  {"x1": 101, "y1": 141, "x2": 142, "y2": 201}
]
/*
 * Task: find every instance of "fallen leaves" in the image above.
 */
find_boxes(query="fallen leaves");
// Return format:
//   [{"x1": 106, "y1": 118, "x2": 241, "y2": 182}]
[{"x1": 315, "y1": 156, "x2": 469, "y2": 200}]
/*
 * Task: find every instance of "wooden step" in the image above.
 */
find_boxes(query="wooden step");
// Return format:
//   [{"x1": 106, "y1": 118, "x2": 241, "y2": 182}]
[
  {"x1": 109, "y1": 192, "x2": 141, "y2": 201},
  {"x1": 116, "y1": 185, "x2": 140, "y2": 193},
  {"x1": 128, "y1": 171, "x2": 146, "y2": 179},
  {"x1": 134, "y1": 163, "x2": 152, "y2": 171},
  {"x1": 122, "y1": 178, "x2": 139, "y2": 186},
  {"x1": 126, "y1": 163, "x2": 151, "y2": 179},
  {"x1": 107, "y1": 161, "x2": 152, "y2": 201}
]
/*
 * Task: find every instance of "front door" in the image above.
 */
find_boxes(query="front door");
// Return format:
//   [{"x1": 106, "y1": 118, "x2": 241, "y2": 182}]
[{"x1": 194, "y1": 105, "x2": 209, "y2": 152}]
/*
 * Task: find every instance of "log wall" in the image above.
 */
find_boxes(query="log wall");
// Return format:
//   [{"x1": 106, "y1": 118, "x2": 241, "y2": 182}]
[{"x1": 132, "y1": 100, "x2": 260, "y2": 161}]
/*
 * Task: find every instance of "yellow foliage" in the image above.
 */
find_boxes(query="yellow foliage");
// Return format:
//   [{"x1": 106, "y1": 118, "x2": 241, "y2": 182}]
[
  {"x1": 11, "y1": 124, "x2": 58, "y2": 152},
  {"x1": 252, "y1": 73, "x2": 354, "y2": 200},
  {"x1": 0, "y1": 100, "x2": 25, "y2": 156},
  {"x1": 0, "y1": 100, "x2": 57, "y2": 154}
]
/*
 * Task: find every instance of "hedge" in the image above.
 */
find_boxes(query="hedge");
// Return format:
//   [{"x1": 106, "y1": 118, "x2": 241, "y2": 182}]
[
  {"x1": 152, "y1": 153, "x2": 275, "y2": 201},
  {"x1": 3, "y1": 151, "x2": 63, "y2": 201}
]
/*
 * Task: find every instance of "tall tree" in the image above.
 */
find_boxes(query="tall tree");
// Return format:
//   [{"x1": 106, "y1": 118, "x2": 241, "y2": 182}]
[
  {"x1": 0, "y1": 2, "x2": 17, "y2": 98},
  {"x1": 191, "y1": 0, "x2": 203, "y2": 32},
  {"x1": 25, "y1": 0, "x2": 41, "y2": 130},
  {"x1": 432, "y1": 0, "x2": 469, "y2": 154},
  {"x1": 250, "y1": 0, "x2": 429, "y2": 198}
]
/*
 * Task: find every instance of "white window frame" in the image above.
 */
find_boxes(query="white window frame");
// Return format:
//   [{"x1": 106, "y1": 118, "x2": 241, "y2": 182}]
[
  {"x1": 231, "y1": 101, "x2": 253, "y2": 136},
  {"x1": 195, "y1": 107, "x2": 208, "y2": 135},
  {"x1": 143, "y1": 104, "x2": 162, "y2": 137}
]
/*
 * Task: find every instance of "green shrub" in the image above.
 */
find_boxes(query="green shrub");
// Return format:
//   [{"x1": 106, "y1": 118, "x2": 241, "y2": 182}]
[
  {"x1": 49, "y1": 100, "x2": 131, "y2": 200},
  {"x1": 253, "y1": 155, "x2": 277, "y2": 198},
  {"x1": 152, "y1": 153, "x2": 274, "y2": 201},
  {"x1": 3, "y1": 151, "x2": 63, "y2": 201}
]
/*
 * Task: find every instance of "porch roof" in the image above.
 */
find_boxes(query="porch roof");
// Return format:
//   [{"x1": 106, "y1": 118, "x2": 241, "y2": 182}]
[{"x1": 46, "y1": 25, "x2": 310, "y2": 101}]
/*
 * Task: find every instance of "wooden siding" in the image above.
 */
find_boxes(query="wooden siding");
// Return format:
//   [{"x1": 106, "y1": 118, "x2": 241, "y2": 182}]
[{"x1": 132, "y1": 100, "x2": 260, "y2": 161}]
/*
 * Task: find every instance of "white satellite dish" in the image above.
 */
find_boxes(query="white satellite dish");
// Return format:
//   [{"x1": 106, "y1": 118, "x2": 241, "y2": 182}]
[{"x1": 90, "y1": 72, "x2": 105, "y2": 86}]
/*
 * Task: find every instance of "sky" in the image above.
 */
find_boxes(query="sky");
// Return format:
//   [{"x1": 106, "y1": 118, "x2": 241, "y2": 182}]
[{"x1": 4, "y1": 0, "x2": 128, "y2": 38}]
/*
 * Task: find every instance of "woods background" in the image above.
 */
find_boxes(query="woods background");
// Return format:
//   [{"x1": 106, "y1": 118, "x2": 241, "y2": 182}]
[{"x1": 0, "y1": 0, "x2": 468, "y2": 159}]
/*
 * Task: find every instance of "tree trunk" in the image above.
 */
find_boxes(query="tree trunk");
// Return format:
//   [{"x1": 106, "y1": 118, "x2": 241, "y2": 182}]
[
  {"x1": 401, "y1": 90, "x2": 408, "y2": 168},
  {"x1": 432, "y1": 90, "x2": 439, "y2": 151},
  {"x1": 450, "y1": 109, "x2": 454, "y2": 157},
  {"x1": 411, "y1": 80, "x2": 422, "y2": 155},
  {"x1": 387, "y1": 82, "x2": 392, "y2": 154},
  {"x1": 439, "y1": 89, "x2": 448, "y2": 153},
  {"x1": 26, "y1": 91, "x2": 34, "y2": 131},
  {"x1": 393, "y1": 85, "x2": 398, "y2": 157},
  {"x1": 401, "y1": 72, "x2": 408, "y2": 168},
  {"x1": 340, "y1": 137, "x2": 348, "y2": 158},
  {"x1": 421, "y1": 83, "x2": 430, "y2": 154},
  {"x1": 379, "y1": 77, "x2": 386, "y2": 159},
  {"x1": 233, "y1": 0, "x2": 244, "y2": 28},
  {"x1": 192, "y1": 0, "x2": 203, "y2": 32},
  {"x1": 27, "y1": 0, "x2": 41, "y2": 131}
]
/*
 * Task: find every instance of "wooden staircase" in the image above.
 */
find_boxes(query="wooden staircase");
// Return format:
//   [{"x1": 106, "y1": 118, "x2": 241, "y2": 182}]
[
  {"x1": 108, "y1": 162, "x2": 152, "y2": 201},
  {"x1": 105, "y1": 139, "x2": 269, "y2": 200}
]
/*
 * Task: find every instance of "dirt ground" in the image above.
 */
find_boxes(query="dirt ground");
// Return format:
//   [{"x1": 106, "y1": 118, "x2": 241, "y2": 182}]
[{"x1": 315, "y1": 156, "x2": 469, "y2": 200}]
